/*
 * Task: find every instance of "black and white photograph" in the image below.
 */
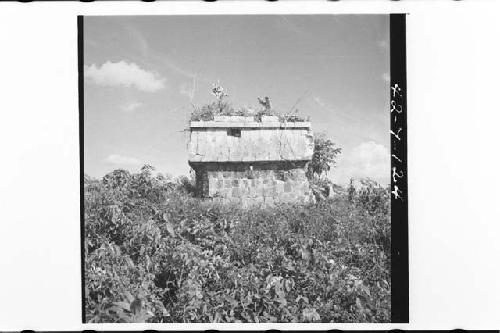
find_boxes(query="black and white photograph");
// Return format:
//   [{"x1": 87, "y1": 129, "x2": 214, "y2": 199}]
[
  {"x1": 81, "y1": 14, "x2": 405, "y2": 324},
  {"x1": 4, "y1": 0, "x2": 500, "y2": 331}
]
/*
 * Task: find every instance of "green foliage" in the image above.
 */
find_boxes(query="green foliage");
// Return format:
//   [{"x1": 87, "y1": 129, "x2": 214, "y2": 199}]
[
  {"x1": 189, "y1": 84, "x2": 307, "y2": 122},
  {"x1": 306, "y1": 133, "x2": 342, "y2": 201},
  {"x1": 85, "y1": 166, "x2": 390, "y2": 323},
  {"x1": 190, "y1": 101, "x2": 308, "y2": 123},
  {"x1": 307, "y1": 133, "x2": 342, "y2": 180},
  {"x1": 190, "y1": 101, "x2": 235, "y2": 121}
]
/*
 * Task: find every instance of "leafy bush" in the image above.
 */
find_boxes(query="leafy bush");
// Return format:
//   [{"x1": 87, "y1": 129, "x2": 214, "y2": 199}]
[
  {"x1": 84, "y1": 166, "x2": 391, "y2": 323},
  {"x1": 189, "y1": 101, "x2": 308, "y2": 123},
  {"x1": 189, "y1": 83, "x2": 307, "y2": 122},
  {"x1": 307, "y1": 133, "x2": 342, "y2": 180}
]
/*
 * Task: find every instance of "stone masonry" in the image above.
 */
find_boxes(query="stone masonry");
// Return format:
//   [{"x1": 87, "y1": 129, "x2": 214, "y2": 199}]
[{"x1": 188, "y1": 115, "x2": 315, "y2": 205}]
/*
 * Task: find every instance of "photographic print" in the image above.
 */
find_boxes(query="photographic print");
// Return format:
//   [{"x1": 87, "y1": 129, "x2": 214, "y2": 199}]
[{"x1": 81, "y1": 14, "x2": 407, "y2": 323}]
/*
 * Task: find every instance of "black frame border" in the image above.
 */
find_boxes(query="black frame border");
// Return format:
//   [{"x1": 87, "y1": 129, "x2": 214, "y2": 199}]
[
  {"x1": 389, "y1": 13, "x2": 409, "y2": 323},
  {"x1": 78, "y1": 15, "x2": 86, "y2": 324}
]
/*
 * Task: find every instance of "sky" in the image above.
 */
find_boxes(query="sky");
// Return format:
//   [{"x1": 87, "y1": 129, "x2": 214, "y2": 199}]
[{"x1": 84, "y1": 15, "x2": 390, "y2": 185}]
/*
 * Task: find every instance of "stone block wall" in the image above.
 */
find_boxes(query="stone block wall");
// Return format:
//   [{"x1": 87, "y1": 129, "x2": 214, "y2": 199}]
[
  {"x1": 191, "y1": 161, "x2": 315, "y2": 206},
  {"x1": 188, "y1": 120, "x2": 314, "y2": 163}
]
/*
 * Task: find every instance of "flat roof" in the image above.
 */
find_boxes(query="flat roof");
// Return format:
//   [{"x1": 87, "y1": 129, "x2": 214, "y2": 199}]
[{"x1": 190, "y1": 121, "x2": 311, "y2": 129}]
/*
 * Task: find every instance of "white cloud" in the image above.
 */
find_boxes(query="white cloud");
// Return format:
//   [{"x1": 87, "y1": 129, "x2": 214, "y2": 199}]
[
  {"x1": 382, "y1": 72, "x2": 390, "y2": 83},
  {"x1": 84, "y1": 61, "x2": 165, "y2": 92},
  {"x1": 106, "y1": 154, "x2": 140, "y2": 166},
  {"x1": 121, "y1": 101, "x2": 143, "y2": 112},
  {"x1": 333, "y1": 141, "x2": 390, "y2": 185}
]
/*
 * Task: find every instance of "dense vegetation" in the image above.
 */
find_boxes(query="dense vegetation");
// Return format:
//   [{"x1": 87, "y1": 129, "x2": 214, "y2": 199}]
[
  {"x1": 84, "y1": 166, "x2": 391, "y2": 323},
  {"x1": 189, "y1": 100, "x2": 307, "y2": 123},
  {"x1": 190, "y1": 83, "x2": 307, "y2": 122}
]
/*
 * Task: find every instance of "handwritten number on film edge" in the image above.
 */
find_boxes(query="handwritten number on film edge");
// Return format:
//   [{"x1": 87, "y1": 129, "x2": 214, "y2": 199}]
[{"x1": 391, "y1": 83, "x2": 404, "y2": 201}]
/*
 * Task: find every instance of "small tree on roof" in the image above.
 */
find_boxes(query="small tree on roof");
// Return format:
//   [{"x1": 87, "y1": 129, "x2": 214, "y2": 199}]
[{"x1": 211, "y1": 81, "x2": 228, "y2": 113}]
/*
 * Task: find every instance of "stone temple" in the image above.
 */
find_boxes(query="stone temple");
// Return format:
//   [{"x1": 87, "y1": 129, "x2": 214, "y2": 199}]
[{"x1": 188, "y1": 115, "x2": 315, "y2": 205}]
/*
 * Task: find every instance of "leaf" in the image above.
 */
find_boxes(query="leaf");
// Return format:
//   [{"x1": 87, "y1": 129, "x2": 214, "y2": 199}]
[
  {"x1": 124, "y1": 291, "x2": 134, "y2": 303},
  {"x1": 274, "y1": 280, "x2": 285, "y2": 299},
  {"x1": 125, "y1": 256, "x2": 135, "y2": 267},
  {"x1": 130, "y1": 298, "x2": 142, "y2": 315},
  {"x1": 355, "y1": 297, "x2": 364, "y2": 311},
  {"x1": 302, "y1": 308, "x2": 321, "y2": 322},
  {"x1": 108, "y1": 305, "x2": 125, "y2": 314},
  {"x1": 112, "y1": 301, "x2": 130, "y2": 311},
  {"x1": 165, "y1": 221, "x2": 176, "y2": 237},
  {"x1": 295, "y1": 295, "x2": 309, "y2": 304}
]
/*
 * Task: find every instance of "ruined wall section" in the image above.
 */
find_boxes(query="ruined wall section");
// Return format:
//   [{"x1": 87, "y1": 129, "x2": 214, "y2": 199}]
[
  {"x1": 191, "y1": 162, "x2": 314, "y2": 205},
  {"x1": 187, "y1": 116, "x2": 315, "y2": 205},
  {"x1": 188, "y1": 118, "x2": 314, "y2": 163}
]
